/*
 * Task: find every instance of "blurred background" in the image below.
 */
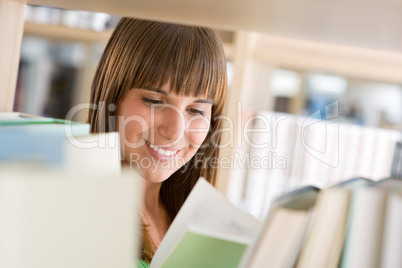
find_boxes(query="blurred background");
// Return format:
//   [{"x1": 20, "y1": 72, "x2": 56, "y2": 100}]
[
  {"x1": 15, "y1": 6, "x2": 119, "y2": 122},
  {"x1": 14, "y1": 5, "x2": 402, "y2": 217},
  {"x1": 16, "y1": 5, "x2": 402, "y2": 129}
]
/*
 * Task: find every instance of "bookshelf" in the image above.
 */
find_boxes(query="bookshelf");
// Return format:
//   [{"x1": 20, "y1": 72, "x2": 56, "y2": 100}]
[
  {"x1": 0, "y1": 0, "x2": 25, "y2": 113},
  {"x1": 2, "y1": 0, "x2": 402, "y2": 110},
  {"x1": 2, "y1": 0, "x2": 402, "y2": 195},
  {"x1": 1, "y1": 2, "x2": 402, "y2": 266},
  {"x1": 23, "y1": 22, "x2": 113, "y2": 43}
]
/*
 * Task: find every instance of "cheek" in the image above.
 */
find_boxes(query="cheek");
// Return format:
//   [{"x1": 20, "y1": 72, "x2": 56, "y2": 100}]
[
  {"x1": 117, "y1": 107, "x2": 151, "y2": 144},
  {"x1": 186, "y1": 117, "x2": 211, "y2": 148}
]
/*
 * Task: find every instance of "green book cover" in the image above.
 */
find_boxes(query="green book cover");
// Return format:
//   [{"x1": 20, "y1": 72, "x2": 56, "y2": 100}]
[
  {"x1": 150, "y1": 179, "x2": 261, "y2": 268},
  {"x1": 162, "y1": 231, "x2": 247, "y2": 268},
  {"x1": 0, "y1": 112, "x2": 90, "y2": 136},
  {"x1": 0, "y1": 117, "x2": 75, "y2": 125}
]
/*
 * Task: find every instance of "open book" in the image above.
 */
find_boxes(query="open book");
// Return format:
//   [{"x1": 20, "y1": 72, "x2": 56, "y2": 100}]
[{"x1": 150, "y1": 178, "x2": 262, "y2": 268}]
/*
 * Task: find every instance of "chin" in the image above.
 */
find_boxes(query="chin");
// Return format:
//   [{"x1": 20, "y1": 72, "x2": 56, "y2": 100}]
[
  {"x1": 144, "y1": 171, "x2": 172, "y2": 183},
  {"x1": 130, "y1": 165, "x2": 178, "y2": 184}
]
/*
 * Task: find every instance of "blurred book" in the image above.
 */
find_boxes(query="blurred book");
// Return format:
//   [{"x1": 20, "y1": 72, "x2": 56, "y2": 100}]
[
  {"x1": 0, "y1": 128, "x2": 120, "y2": 173},
  {"x1": 0, "y1": 165, "x2": 141, "y2": 268},
  {"x1": 150, "y1": 178, "x2": 262, "y2": 268},
  {"x1": 391, "y1": 141, "x2": 402, "y2": 178},
  {"x1": 241, "y1": 186, "x2": 319, "y2": 268},
  {"x1": 238, "y1": 111, "x2": 401, "y2": 222},
  {"x1": 151, "y1": 176, "x2": 402, "y2": 268},
  {"x1": 296, "y1": 178, "x2": 372, "y2": 268},
  {"x1": 0, "y1": 112, "x2": 89, "y2": 134},
  {"x1": 341, "y1": 178, "x2": 402, "y2": 268},
  {"x1": 380, "y1": 188, "x2": 402, "y2": 268},
  {"x1": 0, "y1": 112, "x2": 43, "y2": 119},
  {"x1": 0, "y1": 115, "x2": 120, "y2": 173}
]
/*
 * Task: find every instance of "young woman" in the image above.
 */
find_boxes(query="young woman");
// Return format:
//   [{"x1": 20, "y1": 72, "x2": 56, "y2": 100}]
[{"x1": 88, "y1": 17, "x2": 228, "y2": 266}]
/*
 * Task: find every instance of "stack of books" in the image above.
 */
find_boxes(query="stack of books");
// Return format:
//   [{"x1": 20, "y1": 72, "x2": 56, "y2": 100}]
[
  {"x1": 235, "y1": 111, "x2": 401, "y2": 218},
  {"x1": 0, "y1": 112, "x2": 141, "y2": 268},
  {"x1": 0, "y1": 112, "x2": 121, "y2": 173},
  {"x1": 151, "y1": 177, "x2": 402, "y2": 268},
  {"x1": 0, "y1": 165, "x2": 141, "y2": 268}
]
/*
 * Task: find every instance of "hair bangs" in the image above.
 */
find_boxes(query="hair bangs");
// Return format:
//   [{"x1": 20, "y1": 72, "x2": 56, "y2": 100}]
[{"x1": 130, "y1": 24, "x2": 226, "y2": 105}]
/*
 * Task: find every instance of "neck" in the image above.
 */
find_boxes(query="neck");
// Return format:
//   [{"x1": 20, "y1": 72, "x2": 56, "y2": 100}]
[
  {"x1": 142, "y1": 179, "x2": 163, "y2": 213},
  {"x1": 141, "y1": 180, "x2": 171, "y2": 249}
]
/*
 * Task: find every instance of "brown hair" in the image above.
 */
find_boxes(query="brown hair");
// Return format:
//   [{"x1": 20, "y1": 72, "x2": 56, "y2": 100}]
[{"x1": 88, "y1": 17, "x2": 227, "y2": 262}]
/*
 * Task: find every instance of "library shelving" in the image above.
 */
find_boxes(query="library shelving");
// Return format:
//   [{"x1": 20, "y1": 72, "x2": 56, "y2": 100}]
[
  {"x1": 23, "y1": 21, "x2": 113, "y2": 43},
  {"x1": 2, "y1": 0, "x2": 402, "y2": 195},
  {"x1": 3, "y1": 0, "x2": 402, "y2": 111}
]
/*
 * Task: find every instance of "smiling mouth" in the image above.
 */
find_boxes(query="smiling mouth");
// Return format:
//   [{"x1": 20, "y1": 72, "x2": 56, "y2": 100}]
[{"x1": 145, "y1": 140, "x2": 179, "y2": 157}]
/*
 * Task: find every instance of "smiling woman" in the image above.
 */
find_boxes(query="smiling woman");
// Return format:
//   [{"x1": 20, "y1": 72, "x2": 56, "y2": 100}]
[
  {"x1": 87, "y1": 17, "x2": 228, "y2": 265},
  {"x1": 116, "y1": 86, "x2": 213, "y2": 183}
]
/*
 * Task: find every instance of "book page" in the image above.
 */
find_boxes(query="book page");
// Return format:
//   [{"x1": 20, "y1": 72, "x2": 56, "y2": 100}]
[{"x1": 150, "y1": 178, "x2": 261, "y2": 268}]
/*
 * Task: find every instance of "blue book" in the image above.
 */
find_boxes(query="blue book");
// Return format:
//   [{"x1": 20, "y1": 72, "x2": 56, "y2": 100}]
[
  {"x1": 0, "y1": 126, "x2": 120, "y2": 172},
  {"x1": 0, "y1": 113, "x2": 93, "y2": 167}
]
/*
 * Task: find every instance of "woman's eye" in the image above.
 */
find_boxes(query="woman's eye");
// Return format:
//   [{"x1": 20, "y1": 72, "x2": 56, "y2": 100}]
[
  {"x1": 188, "y1": 108, "x2": 205, "y2": 116},
  {"x1": 142, "y1": 97, "x2": 164, "y2": 105}
]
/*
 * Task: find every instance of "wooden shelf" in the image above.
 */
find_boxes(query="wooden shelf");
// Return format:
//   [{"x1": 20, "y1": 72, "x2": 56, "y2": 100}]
[
  {"x1": 252, "y1": 34, "x2": 402, "y2": 84},
  {"x1": 24, "y1": 22, "x2": 113, "y2": 43},
  {"x1": 27, "y1": 0, "x2": 402, "y2": 53}
]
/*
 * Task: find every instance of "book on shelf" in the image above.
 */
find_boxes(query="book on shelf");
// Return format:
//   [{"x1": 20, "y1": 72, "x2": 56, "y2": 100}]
[
  {"x1": 150, "y1": 178, "x2": 262, "y2": 268},
  {"x1": 151, "y1": 177, "x2": 319, "y2": 268},
  {"x1": 341, "y1": 178, "x2": 402, "y2": 268},
  {"x1": 0, "y1": 112, "x2": 90, "y2": 135},
  {"x1": 391, "y1": 141, "x2": 402, "y2": 178},
  {"x1": 0, "y1": 112, "x2": 43, "y2": 119},
  {"x1": 241, "y1": 185, "x2": 320, "y2": 268},
  {"x1": 0, "y1": 164, "x2": 142, "y2": 268},
  {"x1": 237, "y1": 111, "x2": 401, "y2": 220},
  {"x1": 0, "y1": 113, "x2": 120, "y2": 173},
  {"x1": 380, "y1": 188, "x2": 402, "y2": 268},
  {"x1": 296, "y1": 177, "x2": 371, "y2": 268},
  {"x1": 151, "y1": 175, "x2": 402, "y2": 268}
]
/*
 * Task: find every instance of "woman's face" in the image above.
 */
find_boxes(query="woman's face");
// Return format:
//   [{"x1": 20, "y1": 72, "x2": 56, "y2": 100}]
[{"x1": 116, "y1": 85, "x2": 213, "y2": 183}]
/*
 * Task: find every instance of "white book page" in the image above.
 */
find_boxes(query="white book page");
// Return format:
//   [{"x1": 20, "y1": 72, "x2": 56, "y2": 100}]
[
  {"x1": 0, "y1": 112, "x2": 21, "y2": 118},
  {"x1": 64, "y1": 132, "x2": 121, "y2": 174},
  {"x1": 150, "y1": 178, "x2": 261, "y2": 268},
  {"x1": 188, "y1": 197, "x2": 261, "y2": 244},
  {"x1": 0, "y1": 112, "x2": 44, "y2": 119}
]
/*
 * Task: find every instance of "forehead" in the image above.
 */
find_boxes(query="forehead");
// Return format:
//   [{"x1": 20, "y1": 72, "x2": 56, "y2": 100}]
[
  {"x1": 141, "y1": 81, "x2": 214, "y2": 102},
  {"x1": 133, "y1": 60, "x2": 217, "y2": 100},
  {"x1": 138, "y1": 86, "x2": 214, "y2": 104}
]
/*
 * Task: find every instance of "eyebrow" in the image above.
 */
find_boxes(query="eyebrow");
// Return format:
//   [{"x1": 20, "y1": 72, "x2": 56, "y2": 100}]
[
  {"x1": 140, "y1": 87, "x2": 214, "y2": 105},
  {"x1": 194, "y1": 99, "x2": 214, "y2": 105},
  {"x1": 140, "y1": 87, "x2": 168, "y2": 95}
]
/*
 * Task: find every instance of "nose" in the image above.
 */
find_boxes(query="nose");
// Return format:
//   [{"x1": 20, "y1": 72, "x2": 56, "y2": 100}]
[{"x1": 157, "y1": 106, "x2": 185, "y2": 143}]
